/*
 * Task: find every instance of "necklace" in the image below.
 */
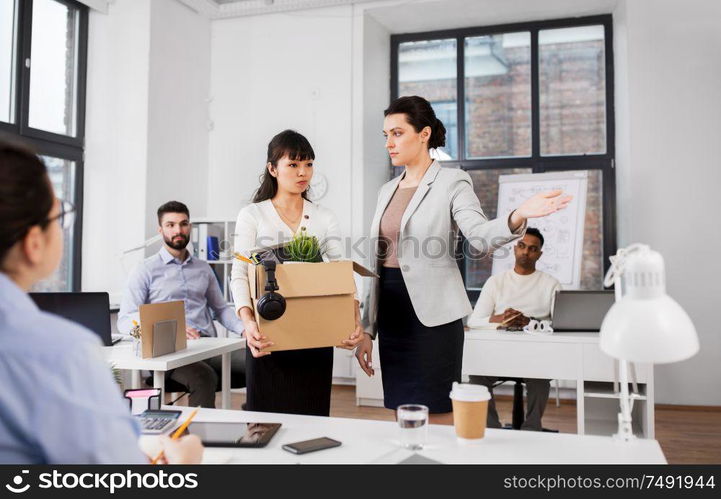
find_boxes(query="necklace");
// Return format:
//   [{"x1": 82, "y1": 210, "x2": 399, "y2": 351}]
[{"x1": 272, "y1": 200, "x2": 302, "y2": 228}]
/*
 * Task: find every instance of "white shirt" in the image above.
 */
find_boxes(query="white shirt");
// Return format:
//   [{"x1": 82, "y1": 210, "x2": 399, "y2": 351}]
[
  {"x1": 230, "y1": 199, "x2": 349, "y2": 314},
  {"x1": 467, "y1": 268, "x2": 562, "y2": 327}
]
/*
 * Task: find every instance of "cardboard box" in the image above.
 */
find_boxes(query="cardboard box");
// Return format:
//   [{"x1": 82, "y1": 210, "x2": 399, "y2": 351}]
[{"x1": 249, "y1": 260, "x2": 377, "y2": 352}]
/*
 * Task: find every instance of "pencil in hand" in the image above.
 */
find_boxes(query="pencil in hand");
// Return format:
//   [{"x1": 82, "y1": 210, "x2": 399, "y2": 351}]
[
  {"x1": 500, "y1": 311, "x2": 523, "y2": 327},
  {"x1": 150, "y1": 407, "x2": 199, "y2": 465}
]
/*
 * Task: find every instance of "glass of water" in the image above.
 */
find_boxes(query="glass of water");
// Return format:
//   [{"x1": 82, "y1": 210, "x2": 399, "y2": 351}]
[{"x1": 397, "y1": 404, "x2": 429, "y2": 450}]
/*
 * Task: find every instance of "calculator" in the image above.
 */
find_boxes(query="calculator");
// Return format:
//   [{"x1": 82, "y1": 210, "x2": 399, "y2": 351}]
[{"x1": 136, "y1": 410, "x2": 182, "y2": 435}]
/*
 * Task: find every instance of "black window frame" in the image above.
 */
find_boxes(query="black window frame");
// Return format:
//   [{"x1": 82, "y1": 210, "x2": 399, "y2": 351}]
[
  {"x1": 391, "y1": 14, "x2": 616, "y2": 301},
  {"x1": 0, "y1": 0, "x2": 88, "y2": 291}
]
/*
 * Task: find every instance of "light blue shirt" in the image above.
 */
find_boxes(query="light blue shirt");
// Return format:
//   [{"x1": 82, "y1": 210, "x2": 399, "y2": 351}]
[
  {"x1": 118, "y1": 247, "x2": 244, "y2": 336},
  {"x1": 0, "y1": 273, "x2": 145, "y2": 464}
]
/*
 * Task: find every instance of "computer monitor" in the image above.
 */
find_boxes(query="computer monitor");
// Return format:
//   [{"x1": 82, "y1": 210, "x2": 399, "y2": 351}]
[
  {"x1": 29, "y1": 292, "x2": 113, "y2": 346},
  {"x1": 552, "y1": 290, "x2": 615, "y2": 332}
]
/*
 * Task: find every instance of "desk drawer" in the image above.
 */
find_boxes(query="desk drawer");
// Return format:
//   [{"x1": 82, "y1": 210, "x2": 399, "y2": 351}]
[
  {"x1": 583, "y1": 345, "x2": 651, "y2": 383},
  {"x1": 582, "y1": 344, "x2": 651, "y2": 383},
  {"x1": 463, "y1": 340, "x2": 580, "y2": 380}
]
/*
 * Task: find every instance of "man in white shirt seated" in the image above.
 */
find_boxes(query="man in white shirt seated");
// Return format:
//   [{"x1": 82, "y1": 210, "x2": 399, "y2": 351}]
[{"x1": 467, "y1": 227, "x2": 561, "y2": 431}]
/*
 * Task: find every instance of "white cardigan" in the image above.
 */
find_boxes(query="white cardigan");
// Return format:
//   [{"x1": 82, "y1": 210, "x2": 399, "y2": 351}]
[{"x1": 230, "y1": 199, "x2": 348, "y2": 315}]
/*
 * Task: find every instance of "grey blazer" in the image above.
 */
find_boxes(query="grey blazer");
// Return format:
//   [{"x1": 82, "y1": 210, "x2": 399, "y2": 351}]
[{"x1": 365, "y1": 160, "x2": 524, "y2": 336}]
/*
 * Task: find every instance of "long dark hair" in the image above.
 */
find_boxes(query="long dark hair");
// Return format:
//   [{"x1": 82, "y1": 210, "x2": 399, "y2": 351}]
[
  {"x1": 0, "y1": 137, "x2": 54, "y2": 265},
  {"x1": 252, "y1": 130, "x2": 315, "y2": 203},
  {"x1": 384, "y1": 96, "x2": 446, "y2": 149}
]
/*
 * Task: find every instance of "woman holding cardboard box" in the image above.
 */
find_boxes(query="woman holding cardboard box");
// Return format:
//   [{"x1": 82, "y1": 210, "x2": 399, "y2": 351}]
[
  {"x1": 355, "y1": 96, "x2": 571, "y2": 423},
  {"x1": 231, "y1": 130, "x2": 364, "y2": 416}
]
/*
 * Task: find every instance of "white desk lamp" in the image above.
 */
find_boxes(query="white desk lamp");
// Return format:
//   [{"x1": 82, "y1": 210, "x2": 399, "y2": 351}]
[
  {"x1": 600, "y1": 244, "x2": 699, "y2": 442},
  {"x1": 121, "y1": 234, "x2": 163, "y2": 255},
  {"x1": 120, "y1": 234, "x2": 167, "y2": 276}
]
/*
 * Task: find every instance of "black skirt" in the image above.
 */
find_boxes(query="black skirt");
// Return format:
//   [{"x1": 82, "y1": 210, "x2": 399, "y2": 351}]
[
  {"x1": 244, "y1": 345, "x2": 333, "y2": 416},
  {"x1": 377, "y1": 267, "x2": 464, "y2": 413}
]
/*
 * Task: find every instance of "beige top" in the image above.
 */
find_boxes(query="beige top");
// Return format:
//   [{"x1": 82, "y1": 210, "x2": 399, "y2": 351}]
[{"x1": 379, "y1": 186, "x2": 417, "y2": 268}]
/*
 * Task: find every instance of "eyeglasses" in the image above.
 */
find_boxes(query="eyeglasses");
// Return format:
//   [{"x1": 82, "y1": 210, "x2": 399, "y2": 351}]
[
  {"x1": 43, "y1": 200, "x2": 75, "y2": 230},
  {"x1": 2, "y1": 200, "x2": 76, "y2": 252},
  {"x1": 47, "y1": 200, "x2": 76, "y2": 231}
]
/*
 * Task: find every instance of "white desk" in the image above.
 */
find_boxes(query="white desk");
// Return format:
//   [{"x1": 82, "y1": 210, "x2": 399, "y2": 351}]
[
  {"x1": 162, "y1": 407, "x2": 666, "y2": 464},
  {"x1": 103, "y1": 338, "x2": 245, "y2": 409},
  {"x1": 463, "y1": 329, "x2": 654, "y2": 437}
]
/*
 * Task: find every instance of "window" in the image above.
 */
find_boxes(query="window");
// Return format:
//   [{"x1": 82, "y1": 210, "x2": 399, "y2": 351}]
[
  {"x1": 0, "y1": 0, "x2": 88, "y2": 291},
  {"x1": 1, "y1": 0, "x2": 18, "y2": 123},
  {"x1": 28, "y1": 0, "x2": 82, "y2": 136},
  {"x1": 465, "y1": 32, "x2": 531, "y2": 159},
  {"x1": 398, "y1": 38, "x2": 458, "y2": 160},
  {"x1": 31, "y1": 156, "x2": 78, "y2": 292},
  {"x1": 391, "y1": 15, "x2": 615, "y2": 296},
  {"x1": 539, "y1": 25, "x2": 607, "y2": 156}
]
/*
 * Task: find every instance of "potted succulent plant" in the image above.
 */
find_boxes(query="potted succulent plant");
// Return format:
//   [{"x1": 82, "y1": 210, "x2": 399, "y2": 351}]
[{"x1": 284, "y1": 230, "x2": 322, "y2": 263}]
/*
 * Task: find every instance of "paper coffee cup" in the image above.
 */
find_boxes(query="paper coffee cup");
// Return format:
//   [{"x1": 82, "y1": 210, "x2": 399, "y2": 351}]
[{"x1": 450, "y1": 382, "x2": 491, "y2": 440}]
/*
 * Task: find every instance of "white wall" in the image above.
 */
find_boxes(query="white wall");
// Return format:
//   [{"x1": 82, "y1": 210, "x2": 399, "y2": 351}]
[
  {"x1": 614, "y1": 0, "x2": 721, "y2": 405},
  {"x1": 83, "y1": 0, "x2": 211, "y2": 301},
  {"x1": 207, "y1": 5, "x2": 354, "y2": 235},
  {"x1": 352, "y1": 10, "x2": 391, "y2": 265},
  {"x1": 83, "y1": 0, "x2": 151, "y2": 300},
  {"x1": 146, "y1": 0, "x2": 211, "y2": 236}
]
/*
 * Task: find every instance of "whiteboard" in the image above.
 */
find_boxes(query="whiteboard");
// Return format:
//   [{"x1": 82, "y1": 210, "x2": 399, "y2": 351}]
[{"x1": 491, "y1": 171, "x2": 588, "y2": 289}]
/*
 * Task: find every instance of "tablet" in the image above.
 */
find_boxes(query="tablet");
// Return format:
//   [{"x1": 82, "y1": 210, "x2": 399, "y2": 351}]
[{"x1": 187, "y1": 422, "x2": 282, "y2": 448}]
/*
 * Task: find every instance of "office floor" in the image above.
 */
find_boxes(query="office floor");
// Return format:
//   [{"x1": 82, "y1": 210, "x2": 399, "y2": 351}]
[{"x1": 206, "y1": 385, "x2": 721, "y2": 464}]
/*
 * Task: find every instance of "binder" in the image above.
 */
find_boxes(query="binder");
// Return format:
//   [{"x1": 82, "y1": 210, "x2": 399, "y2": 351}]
[
  {"x1": 207, "y1": 236, "x2": 220, "y2": 261},
  {"x1": 198, "y1": 224, "x2": 208, "y2": 260},
  {"x1": 190, "y1": 226, "x2": 199, "y2": 257}
]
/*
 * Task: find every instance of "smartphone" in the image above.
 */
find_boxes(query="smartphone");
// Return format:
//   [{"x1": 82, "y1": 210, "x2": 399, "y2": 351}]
[{"x1": 282, "y1": 437, "x2": 342, "y2": 455}]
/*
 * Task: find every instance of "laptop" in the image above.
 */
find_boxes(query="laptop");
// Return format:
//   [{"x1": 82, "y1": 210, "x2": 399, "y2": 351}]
[
  {"x1": 29, "y1": 292, "x2": 122, "y2": 346},
  {"x1": 551, "y1": 290, "x2": 615, "y2": 332}
]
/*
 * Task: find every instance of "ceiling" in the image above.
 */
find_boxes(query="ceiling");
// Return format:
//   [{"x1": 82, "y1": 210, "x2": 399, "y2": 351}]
[
  {"x1": 367, "y1": 0, "x2": 619, "y2": 34},
  {"x1": 179, "y1": 0, "x2": 381, "y2": 18},
  {"x1": 179, "y1": 0, "x2": 619, "y2": 23}
]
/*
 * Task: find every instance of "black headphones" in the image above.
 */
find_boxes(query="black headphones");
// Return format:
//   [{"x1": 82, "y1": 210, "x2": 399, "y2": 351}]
[{"x1": 256, "y1": 260, "x2": 286, "y2": 320}]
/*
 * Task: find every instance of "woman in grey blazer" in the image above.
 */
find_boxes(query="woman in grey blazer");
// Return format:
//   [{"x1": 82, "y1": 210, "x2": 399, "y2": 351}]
[{"x1": 355, "y1": 96, "x2": 570, "y2": 422}]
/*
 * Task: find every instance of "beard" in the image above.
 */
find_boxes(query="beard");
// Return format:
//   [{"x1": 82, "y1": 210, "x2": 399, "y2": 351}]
[
  {"x1": 515, "y1": 255, "x2": 536, "y2": 270},
  {"x1": 165, "y1": 233, "x2": 189, "y2": 250}
]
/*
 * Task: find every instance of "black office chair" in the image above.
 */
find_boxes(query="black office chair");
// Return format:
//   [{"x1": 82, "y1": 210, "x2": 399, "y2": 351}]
[
  {"x1": 144, "y1": 370, "x2": 247, "y2": 406},
  {"x1": 494, "y1": 377, "x2": 558, "y2": 433},
  {"x1": 494, "y1": 377, "x2": 526, "y2": 429},
  {"x1": 144, "y1": 376, "x2": 191, "y2": 405}
]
